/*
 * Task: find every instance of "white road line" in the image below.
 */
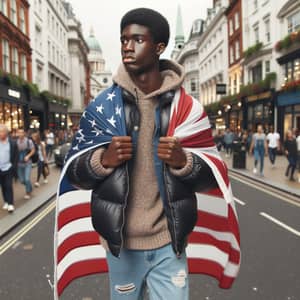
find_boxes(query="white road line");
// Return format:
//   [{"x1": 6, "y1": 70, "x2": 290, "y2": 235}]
[
  {"x1": 234, "y1": 197, "x2": 246, "y2": 206},
  {"x1": 260, "y1": 212, "x2": 300, "y2": 237}
]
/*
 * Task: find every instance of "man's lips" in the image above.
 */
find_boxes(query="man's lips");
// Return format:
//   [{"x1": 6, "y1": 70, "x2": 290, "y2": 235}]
[{"x1": 123, "y1": 57, "x2": 136, "y2": 63}]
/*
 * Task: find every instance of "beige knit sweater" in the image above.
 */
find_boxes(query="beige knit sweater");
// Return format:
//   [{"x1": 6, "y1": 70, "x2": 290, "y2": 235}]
[{"x1": 90, "y1": 60, "x2": 193, "y2": 250}]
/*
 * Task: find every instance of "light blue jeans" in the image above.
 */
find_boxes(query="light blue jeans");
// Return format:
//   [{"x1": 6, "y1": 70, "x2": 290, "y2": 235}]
[
  {"x1": 106, "y1": 244, "x2": 189, "y2": 300},
  {"x1": 17, "y1": 163, "x2": 32, "y2": 193}
]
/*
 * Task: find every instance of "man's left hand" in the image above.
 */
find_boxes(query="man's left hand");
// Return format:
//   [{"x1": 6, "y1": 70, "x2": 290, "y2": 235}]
[{"x1": 157, "y1": 137, "x2": 187, "y2": 168}]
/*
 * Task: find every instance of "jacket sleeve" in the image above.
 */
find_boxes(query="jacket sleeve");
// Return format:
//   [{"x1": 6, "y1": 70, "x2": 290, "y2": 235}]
[
  {"x1": 66, "y1": 146, "x2": 114, "y2": 190},
  {"x1": 172, "y1": 152, "x2": 218, "y2": 192}
]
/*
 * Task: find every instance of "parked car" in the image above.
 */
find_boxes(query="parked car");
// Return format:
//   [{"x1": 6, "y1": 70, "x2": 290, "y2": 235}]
[{"x1": 54, "y1": 142, "x2": 71, "y2": 168}]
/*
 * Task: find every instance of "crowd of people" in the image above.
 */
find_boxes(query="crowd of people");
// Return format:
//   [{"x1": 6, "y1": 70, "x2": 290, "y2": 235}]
[
  {"x1": 214, "y1": 125, "x2": 300, "y2": 181},
  {"x1": 0, "y1": 126, "x2": 71, "y2": 213}
]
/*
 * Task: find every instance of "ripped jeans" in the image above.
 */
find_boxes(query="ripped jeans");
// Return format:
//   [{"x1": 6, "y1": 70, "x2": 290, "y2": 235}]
[{"x1": 106, "y1": 243, "x2": 189, "y2": 300}]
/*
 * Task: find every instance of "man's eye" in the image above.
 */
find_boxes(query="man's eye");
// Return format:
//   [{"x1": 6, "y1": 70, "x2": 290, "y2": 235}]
[
  {"x1": 136, "y1": 38, "x2": 144, "y2": 43},
  {"x1": 121, "y1": 39, "x2": 128, "y2": 45}
]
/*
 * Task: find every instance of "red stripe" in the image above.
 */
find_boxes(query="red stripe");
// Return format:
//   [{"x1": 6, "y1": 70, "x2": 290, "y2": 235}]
[
  {"x1": 167, "y1": 88, "x2": 193, "y2": 136},
  {"x1": 57, "y1": 259, "x2": 108, "y2": 296},
  {"x1": 187, "y1": 258, "x2": 235, "y2": 289},
  {"x1": 181, "y1": 128, "x2": 215, "y2": 148},
  {"x1": 57, "y1": 231, "x2": 100, "y2": 263},
  {"x1": 188, "y1": 233, "x2": 240, "y2": 264},
  {"x1": 195, "y1": 209, "x2": 240, "y2": 242},
  {"x1": 203, "y1": 187, "x2": 224, "y2": 197},
  {"x1": 58, "y1": 203, "x2": 91, "y2": 230}
]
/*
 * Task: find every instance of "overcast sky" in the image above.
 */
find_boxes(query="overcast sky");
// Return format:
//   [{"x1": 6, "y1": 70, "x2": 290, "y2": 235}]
[{"x1": 68, "y1": 0, "x2": 212, "y2": 72}]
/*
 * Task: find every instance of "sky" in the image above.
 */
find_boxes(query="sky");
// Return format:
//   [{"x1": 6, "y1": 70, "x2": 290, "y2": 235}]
[{"x1": 68, "y1": 0, "x2": 212, "y2": 72}]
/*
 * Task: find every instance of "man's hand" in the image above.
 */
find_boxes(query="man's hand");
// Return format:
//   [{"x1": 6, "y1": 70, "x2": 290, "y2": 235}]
[
  {"x1": 157, "y1": 137, "x2": 187, "y2": 168},
  {"x1": 102, "y1": 136, "x2": 133, "y2": 168}
]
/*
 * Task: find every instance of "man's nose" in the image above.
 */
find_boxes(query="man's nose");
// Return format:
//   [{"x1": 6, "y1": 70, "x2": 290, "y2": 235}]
[{"x1": 124, "y1": 39, "x2": 134, "y2": 51}]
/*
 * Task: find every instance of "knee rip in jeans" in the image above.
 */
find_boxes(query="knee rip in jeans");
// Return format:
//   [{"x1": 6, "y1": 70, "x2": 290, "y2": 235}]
[
  {"x1": 171, "y1": 269, "x2": 187, "y2": 288},
  {"x1": 115, "y1": 283, "x2": 136, "y2": 295}
]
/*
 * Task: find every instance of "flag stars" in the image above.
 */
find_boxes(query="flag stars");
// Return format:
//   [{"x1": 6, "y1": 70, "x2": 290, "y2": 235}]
[
  {"x1": 115, "y1": 105, "x2": 122, "y2": 116},
  {"x1": 107, "y1": 116, "x2": 116, "y2": 127},
  {"x1": 76, "y1": 135, "x2": 86, "y2": 143},
  {"x1": 92, "y1": 128, "x2": 103, "y2": 136},
  {"x1": 82, "y1": 111, "x2": 87, "y2": 119},
  {"x1": 72, "y1": 144, "x2": 79, "y2": 151},
  {"x1": 106, "y1": 91, "x2": 116, "y2": 101},
  {"x1": 96, "y1": 104, "x2": 104, "y2": 114},
  {"x1": 88, "y1": 119, "x2": 96, "y2": 127}
]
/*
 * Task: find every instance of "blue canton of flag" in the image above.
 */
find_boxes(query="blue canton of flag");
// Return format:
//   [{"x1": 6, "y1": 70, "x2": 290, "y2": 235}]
[{"x1": 65, "y1": 85, "x2": 127, "y2": 162}]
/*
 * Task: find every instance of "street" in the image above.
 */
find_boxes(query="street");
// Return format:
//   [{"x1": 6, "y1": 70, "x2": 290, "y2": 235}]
[{"x1": 0, "y1": 175, "x2": 299, "y2": 300}]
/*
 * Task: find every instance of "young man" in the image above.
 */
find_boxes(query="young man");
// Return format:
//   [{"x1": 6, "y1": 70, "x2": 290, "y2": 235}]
[
  {"x1": 0, "y1": 125, "x2": 18, "y2": 212},
  {"x1": 58, "y1": 8, "x2": 240, "y2": 300},
  {"x1": 266, "y1": 126, "x2": 280, "y2": 167}
]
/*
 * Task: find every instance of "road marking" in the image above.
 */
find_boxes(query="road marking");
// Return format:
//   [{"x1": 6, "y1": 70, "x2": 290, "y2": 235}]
[
  {"x1": 234, "y1": 197, "x2": 246, "y2": 206},
  {"x1": 0, "y1": 201, "x2": 56, "y2": 256},
  {"x1": 230, "y1": 173, "x2": 300, "y2": 208},
  {"x1": 260, "y1": 212, "x2": 300, "y2": 237}
]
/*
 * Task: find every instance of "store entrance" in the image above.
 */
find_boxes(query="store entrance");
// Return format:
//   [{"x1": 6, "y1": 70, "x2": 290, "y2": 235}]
[{"x1": 29, "y1": 109, "x2": 44, "y2": 132}]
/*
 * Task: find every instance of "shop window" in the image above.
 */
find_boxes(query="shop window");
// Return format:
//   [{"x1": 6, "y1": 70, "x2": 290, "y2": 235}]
[
  {"x1": 254, "y1": 104, "x2": 263, "y2": 119},
  {"x1": 248, "y1": 106, "x2": 253, "y2": 121},
  {"x1": 287, "y1": 11, "x2": 300, "y2": 34},
  {"x1": 0, "y1": 0, "x2": 7, "y2": 16},
  {"x1": 2, "y1": 39, "x2": 10, "y2": 72},
  {"x1": 294, "y1": 59, "x2": 300, "y2": 80}
]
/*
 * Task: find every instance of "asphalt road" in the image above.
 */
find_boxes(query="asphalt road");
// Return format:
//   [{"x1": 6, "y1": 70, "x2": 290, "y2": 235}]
[{"x1": 0, "y1": 176, "x2": 299, "y2": 300}]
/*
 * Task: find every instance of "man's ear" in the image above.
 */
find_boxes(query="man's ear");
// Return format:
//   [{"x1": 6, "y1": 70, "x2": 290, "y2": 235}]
[{"x1": 156, "y1": 43, "x2": 166, "y2": 56}]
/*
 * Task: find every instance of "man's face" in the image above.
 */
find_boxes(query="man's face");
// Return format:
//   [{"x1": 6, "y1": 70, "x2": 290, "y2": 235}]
[
  {"x1": 120, "y1": 24, "x2": 163, "y2": 75},
  {"x1": 0, "y1": 128, "x2": 8, "y2": 140}
]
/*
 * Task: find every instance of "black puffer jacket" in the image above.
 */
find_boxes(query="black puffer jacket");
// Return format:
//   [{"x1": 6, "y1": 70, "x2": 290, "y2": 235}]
[{"x1": 66, "y1": 88, "x2": 217, "y2": 257}]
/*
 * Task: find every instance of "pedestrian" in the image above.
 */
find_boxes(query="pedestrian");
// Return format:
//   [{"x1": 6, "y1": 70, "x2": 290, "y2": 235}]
[
  {"x1": 266, "y1": 125, "x2": 280, "y2": 168},
  {"x1": 16, "y1": 129, "x2": 35, "y2": 199},
  {"x1": 45, "y1": 129, "x2": 55, "y2": 160},
  {"x1": 0, "y1": 124, "x2": 18, "y2": 213},
  {"x1": 223, "y1": 128, "x2": 234, "y2": 157},
  {"x1": 284, "y1": 130, "x2": 298, "y2": 181},
  {"x1": 214, "y1": 130, "x2": 223, "y2": 151},
  {"x1": 249, "y1": 124, "x2": 268, "y2": 176},
  {"x1": 57, "y1": 8, "x2": 240, "y2": 299},
  {"x1": 32, "y1": 132, "x2": 48, "y2": 187}
]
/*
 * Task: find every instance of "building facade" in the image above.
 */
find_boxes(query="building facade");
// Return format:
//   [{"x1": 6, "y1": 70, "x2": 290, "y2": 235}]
[
  {"x1": 86, "y1": 29, "x2": 112, "y2": 99},
  {"x1": 198, "y1": 0, "x2": 229, "y2": 129},
  {"x1": 0, "y1": 0, "x2": 32, "y2": 131},
  {"x1": 64, "y1": 2, "x2": 90, "y2": 128}
]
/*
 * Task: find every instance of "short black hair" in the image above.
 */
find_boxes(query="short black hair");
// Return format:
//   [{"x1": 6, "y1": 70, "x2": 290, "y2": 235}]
[{"x1": 120, "y1": 8, "x2": 170, "y2": 46}]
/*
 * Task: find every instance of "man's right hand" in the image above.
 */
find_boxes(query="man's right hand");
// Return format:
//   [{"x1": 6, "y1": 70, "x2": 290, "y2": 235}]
[{"x1": 101, "y1": 136, "x2": 133, "y2": 168}]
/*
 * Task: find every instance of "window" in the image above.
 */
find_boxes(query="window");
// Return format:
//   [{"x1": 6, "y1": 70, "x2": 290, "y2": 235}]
[
  {"x1": 234, "y1": 12, "x2": 239, "y2": 30},
  {"x1": 2, "y1": 39, "x2": 10, "y2": 72},
  {"x1": 20, "y1": 7, "x2": 26, "y2": 34},
  {"x1": 253, "y1": 25, "x2": 259, "y2": 43},
  {"x1": 12, "y1": 47, "x2": 19, "y2": 75},
  {"x1": 0, "y1": 0, "x2": 7, "y2": 16},
  {"x1": 47, "y1": 10, "x2": 50, "y2": 27},
  {"x1": 264, "y1": 18, "x2": 270, "y2": 43},
  {"x1": 191, "y1": 79, "x2": 196, "y2": 92},
  {"x1": 287, "y1": 11, "x2": 300, "y2": 33},
  {"x1": 252, "y1": 63, "x2": 262, "y2": 83},
  {"x1": 230, "y1": 46, "x2": 234, "y2": 64},
  {"x1": 10, "y1": 0, "x2": 17, "y2": 25},
  {"x1": 253, "y1": 0, "x2": 258, "y2": 11},
  {"x1": 265, "y1": 60, "x2": 270, "y2": 74},
  {"x1": 20, "y1": 54, "x2": 27, "y2": 80},
  {"x1": 235, "y1": 40, "x2": 240, "y2": 60},
  {"x1": 295, "y1": 59, "x2": 300, "y2": 80},
  {"x1": 229, "y1": 19, "x2": 233, "y2": 36}
]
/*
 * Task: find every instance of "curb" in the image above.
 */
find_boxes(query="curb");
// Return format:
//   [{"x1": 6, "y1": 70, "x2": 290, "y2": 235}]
[{"x1": 229, "y1": 167, "x2": 300, "y2": 199}]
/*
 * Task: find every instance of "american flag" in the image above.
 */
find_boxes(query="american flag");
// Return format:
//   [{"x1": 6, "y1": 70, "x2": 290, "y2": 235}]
[{"x1": 54, "y1": 85, "x2": 241, "y2": 298}]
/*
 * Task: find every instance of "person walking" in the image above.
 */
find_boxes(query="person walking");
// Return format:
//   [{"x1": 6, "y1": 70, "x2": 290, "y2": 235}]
[
  {"x1": 56, "y1": 8, "x2": 241, "y2": 300},
  {"x1": 223, "y1": 128, "x2": 234, "y2": 157},
  {"x1": 45, "y1": 129, "x2": 55, "y2": 160},
  {"x1": 284, "y1": 130, "x2": 298, "y2": 181},
  {"x1": 0, "y1": 125, "x2": 18, "y2": 212},
  {"x1": 266, "y1": 126, "x2": 280, "y2": 168},
  {"x1": 32, "y1": 132, "x2": 48, "y2": 187},
  {"x1": 249, "y1": 124, "x2": 268, "y2": 176},
  {"x1": 16, "y1": 129, "x2": 35, "y2": 199}
]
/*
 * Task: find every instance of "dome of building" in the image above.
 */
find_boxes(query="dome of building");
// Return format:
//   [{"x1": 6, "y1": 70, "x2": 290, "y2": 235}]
[{"x1": 86, "y1": 28, "x2": 102, "y2": 53}]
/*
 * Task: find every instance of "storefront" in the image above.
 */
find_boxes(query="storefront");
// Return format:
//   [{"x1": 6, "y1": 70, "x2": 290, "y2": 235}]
[
  {"x1": 28, "y1": 96, "x2": 47, "y2": 132},
  {"x1": 0, "y1": 83, "x2": 28, "y2": 132},
  {"x1": 48, "y1": 102, "x2": 68, "y2": 130},
  {"x1": 244, "y1": 91, "x2": 274, "y2": 132},
  {"x1": 277, "y1": 91, "x2": 300, "y2": 136},
  {"x1": 226, "y1": 103, "x2": 243, "y2": 131}
]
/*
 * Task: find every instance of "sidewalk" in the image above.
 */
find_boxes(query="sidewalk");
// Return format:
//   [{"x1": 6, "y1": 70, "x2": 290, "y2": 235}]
[
  {"x1": 0, "y1": 164, "x2": 60, "y2": 238},
  {"x1": 222, "y1": 151, "x2": 300, "y2": 198}
]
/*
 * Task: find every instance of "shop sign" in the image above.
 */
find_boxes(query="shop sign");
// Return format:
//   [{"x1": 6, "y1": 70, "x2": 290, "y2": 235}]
[
  {"x1": 8, "y1": 89, "x2": 20, "y2": 99},
  {"x1": 216, "y1": 84, "x2": 227, "y2": 95},
  {"x1": 247, "y1": 91, "x2": 271, "y2": 102}
]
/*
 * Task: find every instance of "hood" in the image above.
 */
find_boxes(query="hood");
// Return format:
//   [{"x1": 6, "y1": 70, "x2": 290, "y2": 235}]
[{"x1": 113, "y1": 59, "x2": 185, "y2": 100}]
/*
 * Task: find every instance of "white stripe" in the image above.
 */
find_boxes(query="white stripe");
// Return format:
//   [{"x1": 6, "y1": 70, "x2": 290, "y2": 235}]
[
  {"x1": 196, "y1": 194, "x2": 227, "y2": 217},
  {"x1": 57, "y1": 244, "x2": 106, "y2": 281},
  {"x1": 260, "y1": 212, "x2": 300, "y2": 237},
  {"x1": 193, "y1": 226, "x2": 240, "y2": 251},
  {"x1": 186, "y1": 244, "x2": 239, "y2": 277},
  {"x1": 58, "y1": 190, "x2": 92, "y2": 212},
  {"x1": 57, "y1": 217, "x2": 95, "y2": 246}
]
